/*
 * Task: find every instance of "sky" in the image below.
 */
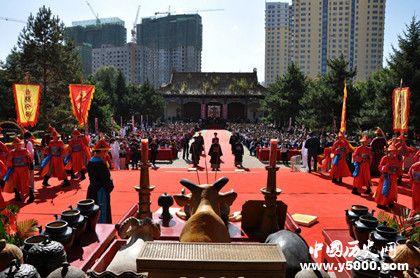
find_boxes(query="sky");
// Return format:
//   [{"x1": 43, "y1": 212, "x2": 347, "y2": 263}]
[{"x1": 0, "y1": 0, "x2": 419, "y2": 83}]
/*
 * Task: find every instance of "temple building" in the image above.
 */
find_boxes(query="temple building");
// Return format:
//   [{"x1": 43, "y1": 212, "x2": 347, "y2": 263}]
[{"x1": 160, "y1": 70, "x2": 266, "y2": 122}]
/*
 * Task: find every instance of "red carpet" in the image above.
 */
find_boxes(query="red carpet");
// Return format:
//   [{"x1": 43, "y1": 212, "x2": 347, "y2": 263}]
[
  {"x1": 190, "y1": 129, "x2": 236, "y2": 169},
  {"x1": 3, "y1": 169, "x2": 413, "y2": 249},
  {"x1": 1, "y1": 130, "x2": 413, "y2": 251}
]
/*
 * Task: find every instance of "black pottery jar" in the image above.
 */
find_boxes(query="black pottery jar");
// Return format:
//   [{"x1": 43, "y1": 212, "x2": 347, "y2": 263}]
[
  {"x1": 26, "y1": 237, "x2": 67, "y2": 278},
  {"x1": 22, "y1": 235, "x2": 46, "y2": 262},
  {"x1": 370, "y1": 226, "x2": 398, "y2": 252},
  {"x1": 345, "y1": 205, "x2": 372, "y2": 238},
  {"x1": 76, "y1": 199, "x2": 100, "y2": 232},
  {"x1": 0, "y1": 259, "x2": 40, "y2": 278},
  {"x1": 42, "y1": 220, "x2": 75, "y2": 251},
  {"x1": 352, "y1": 249, "x2": 383, "y2": 278},
  {"x1": 46, "y1": 262, "x2": 87, "y2": 278},
  {"x1": 58, "y1": 206, "x2": 87, "y2": 242},
  {"x1": 353, "y1": 214, "x2": 378, "y2": 248}
]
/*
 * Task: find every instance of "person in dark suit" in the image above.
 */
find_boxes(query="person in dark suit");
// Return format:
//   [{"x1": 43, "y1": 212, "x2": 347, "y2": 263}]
[
  {"x1": 181, "y1": 133, "x2": 191, "y2": 160},
  {"x1": 304, "y1": 132, "x2": 320, "y2": 173}
]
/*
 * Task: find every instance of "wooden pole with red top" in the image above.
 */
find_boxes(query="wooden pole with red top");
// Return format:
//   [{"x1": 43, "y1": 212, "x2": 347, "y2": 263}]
[
  {"x1": 135, "y1": 139, "x2": 155, "y2": 219},
  {"x1": 259, "y1": 139, "x2": 282, "y2": 239}
]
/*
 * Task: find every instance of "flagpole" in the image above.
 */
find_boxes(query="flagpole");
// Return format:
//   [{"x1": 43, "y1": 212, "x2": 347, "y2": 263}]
[
  {"x1": 340, "y1": 80, "x2": 348, "y2": 134},
  {"x1": 398, "y1": 78, "x2": 404, "y2": 135},
  {"x1": 79, "y1": 83, "x2": 84, "y2": 131},
  {"x1": 22, "y1": 72, "x2": 30, "y2": 133}
]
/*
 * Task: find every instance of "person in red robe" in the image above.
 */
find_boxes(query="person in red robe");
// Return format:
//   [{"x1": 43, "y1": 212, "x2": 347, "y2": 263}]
[
  {"x1": 374, "y1": 143, "x2": 402, "y2": 210},
  {"x1": 408, "y1": 159, "x2": 420, "y2": 216},
  {"x1": 3, "y1": 137, "x2": 33, "y2": 202},
  {"x1": 394, "y1": 134, "x2": 416, "y2": 184},
  {"x1": 41, "y1": 131, "x2": 70, "y2": 187},
  {"x1": 0, "y1": 127, "x2": 8, "y2": 165},
  {"x1": 352, "y1": 135, "x2": 372, "y2": 195},
  {"x1": 330, "y1": 132, "x2": 352, "y2": 184},
  {"x1": 67, "y1": 129, "x2": 90, "y2": 181},
  {"x1": 370, "y1": 128, "x2": 387, "y2": 177},
  {"x1": 0, "y1": 159, "x2": 7, "y2": 208}
]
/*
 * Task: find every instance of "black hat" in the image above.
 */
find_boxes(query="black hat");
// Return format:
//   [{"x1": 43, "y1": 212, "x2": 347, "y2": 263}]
[{"x1": 24, "y1": 131, "x2": 32, "y2": 139}]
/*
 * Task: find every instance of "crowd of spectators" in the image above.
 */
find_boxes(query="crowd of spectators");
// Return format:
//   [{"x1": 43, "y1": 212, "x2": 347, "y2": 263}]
[{"x1": 34, "y1": 122, "x2": 198, "y2": 170}]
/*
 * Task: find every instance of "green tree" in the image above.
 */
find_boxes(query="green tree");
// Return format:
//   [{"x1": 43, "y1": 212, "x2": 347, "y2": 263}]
[
  {"x1": 355, "y1": 69, "x2": 395, "y2": 132},
  {"x1": 298, "y1": 79, "x2": 340, "y2": 131},
  {"x1": 87, "y1": 80, "x2": 114, "y2": 134},
  {"x1": 388, "y1": 16, "x2": 420, "y2": 132},
  {"x1": 114, "y1": 70, "x2": 129, "y2": 121},
  {"x1": 0, "y1": 62, "x2": 15, "y2": 121},
  {"x1": 126, "y1": 81, "x2": 164, "y2": 122},
  {"x1": 261, "y1": 63, "x2": 307, "y2": 126},
  {"x1": 298, "y1": 55, "x2": 359, "y2": 131},
  {"x1": 6, "y1": 6, "x2": 82, "y2": 128}
]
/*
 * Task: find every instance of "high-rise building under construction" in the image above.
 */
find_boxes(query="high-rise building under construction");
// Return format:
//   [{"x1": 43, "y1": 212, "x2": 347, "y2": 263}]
[
  {"x1": 136, "y1": 14, "x2": 202, "y2": 87},
  {"x1": 65, "y1": 17, "x2": 127, "y2": 75}
]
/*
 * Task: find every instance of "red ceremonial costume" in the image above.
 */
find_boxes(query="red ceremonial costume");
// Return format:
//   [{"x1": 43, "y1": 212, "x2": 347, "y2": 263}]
[
  {"x1": 0, "y1": 141, "x2": 8, "y2": 165},
  {"x1": 0, "y1": 127, "x2": 7, "y2": 165},
  {"x1": 0, "y1": 160, "x2": 7, "y2": 208},
  {"x1": 321, "y1": 147, "x2": 332, "y2": 172},
  {"x1": 375, "y1": 145, "x2": 402, "y2": 208},
  {"x1": 352, "y1": 137, "x2": 372, "y2": 193},
  {"x1": 330, "y1": 135, "x2": 352, "y2": 181},
  {"x1": 408, "y1": 161, "x2": 420, "y2": 215},
  {"x1": 4, "y1": 138, "x2": 32, "y2": 199},
  {"x1": 42, "y1": 132, "x2": 68, "y2": 183},
  {"x1": 67, "y1": 130, "x2": 90, "y2": 174}
]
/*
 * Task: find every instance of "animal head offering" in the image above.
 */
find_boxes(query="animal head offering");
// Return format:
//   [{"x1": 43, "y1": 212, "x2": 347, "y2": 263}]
[
  {"x1": 174, "y1": 177, "x2": 237, "y2": 219},
  {"x1": 117, "y1": 217, "x2": 160, "y2": 241}
]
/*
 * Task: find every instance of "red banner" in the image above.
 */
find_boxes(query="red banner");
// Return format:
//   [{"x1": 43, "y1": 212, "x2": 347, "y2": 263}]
[
  {"x1": 13, "y1": 83, "x2": 42, "y2": 127},
  {"x1": 69, "y1": 84, "x2": 95, "y2": 127},
  {"x1": 392, "y1": 87, "x2": 411, "y2": 133}
]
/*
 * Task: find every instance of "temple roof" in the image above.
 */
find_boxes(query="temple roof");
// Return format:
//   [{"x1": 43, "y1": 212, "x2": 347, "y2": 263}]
[{"x1": 160, "y1": 72, "x2": 267, "y2": 97}]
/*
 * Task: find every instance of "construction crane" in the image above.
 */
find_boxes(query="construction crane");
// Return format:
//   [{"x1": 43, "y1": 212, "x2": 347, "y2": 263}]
[
  {"x1": 85, "y1": 0, "x2": 100, "y2": 24},
  {"x1": 0, "y1": 17, "x2": 26, "y2": 24},
  {"x1": 154, "y1": 7, "x2": 224, "y2": 17},
  {"x1": 131, "y1": 5, "x2": 141, "y2": 43},
  {"x1": 182, "y1": 8, "x2": 224, "y2": 14},
  {"x1": 155, "y1": 6, "x2": 171, "y2": 16}
]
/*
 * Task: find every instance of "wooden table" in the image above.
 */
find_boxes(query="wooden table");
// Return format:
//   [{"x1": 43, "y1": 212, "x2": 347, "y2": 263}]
[
  {"x1": 256, "y1": 148, "x2": 301, "y2": 161},
  {"x1": 321, "y1": 229, "x2": 353, "y2": 278},
  {"x1": 68, "y1": 224, "x2": 116, "y2": 271}
]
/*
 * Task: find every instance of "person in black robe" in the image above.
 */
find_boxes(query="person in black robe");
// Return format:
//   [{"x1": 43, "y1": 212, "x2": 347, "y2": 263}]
[
  {"x1": 208, "y1": 139, "x2": 223, "y2": 171},
  {"x1": 212, "y1": 132, "x2": 218, "y2": 143},
  {"x1": 190, "y1": 137, "x2": 203, "y2": 167},
  {"x1": 196, "y1": 132, "x2": 204, "y2": 153},
  {"x1": 370, "y1": 128, "x2": 387, "y2": 177},
  {"x1": 150, "y1": 138, "x2": 158, "y2": 168},
  {"x1": 87, "y1": 139, "x2": 114, "y2": 224},
  {"x1": 233, "y1": 140, "x2": 244, "y2": 168},
  {"x1": 229, "y1": 132, "x2": 239, "y2": 154}
]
